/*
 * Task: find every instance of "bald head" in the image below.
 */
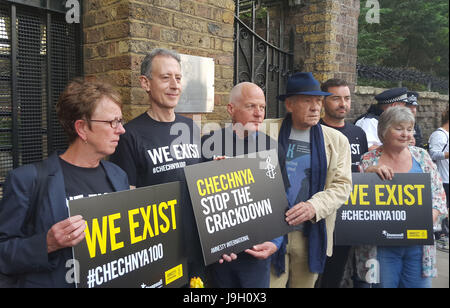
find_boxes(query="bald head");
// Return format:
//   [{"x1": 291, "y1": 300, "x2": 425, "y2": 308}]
[
  {"x1": 229, "y1": 82, "x2": 265, "y2": 106},
  {"x1": 227, "y1": 82, "x2": 266, "y2": 136}
]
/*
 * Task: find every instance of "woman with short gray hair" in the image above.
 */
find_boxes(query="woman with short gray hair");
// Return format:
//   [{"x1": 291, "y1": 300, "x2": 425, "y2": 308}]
[
  {"x1": 356, "y1": 106, "x2": 447, "y2": 288},
  {"x1": 377, "y1": 106, "x2": 415, "y2": 144}
]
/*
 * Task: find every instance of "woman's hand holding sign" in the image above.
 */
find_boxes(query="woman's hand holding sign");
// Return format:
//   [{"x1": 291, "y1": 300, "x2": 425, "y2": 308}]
[
  {"x1": 365, "y1": 164, "x2": 395, "y2": 181},
  {"x1": 47, "y1": 215, "x2": 86, "y2": 253}
]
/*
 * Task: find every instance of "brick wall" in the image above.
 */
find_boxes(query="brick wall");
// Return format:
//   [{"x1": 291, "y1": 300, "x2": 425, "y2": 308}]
[
  {"x1": 82, "y1": 0, "x2": 363, "y2": 127},
  {"x1": 285, "y1": 0, "x2": 360, "y2": 89},
  {"x1": 83, "y1": 0, "x2": 235, "y2": 124},
  {"x1": 83, "y1": 0, "x2": 131, "y2": 113},
  {"x1": 352, "y1": 86, "x2": 449, "y2": 141}
]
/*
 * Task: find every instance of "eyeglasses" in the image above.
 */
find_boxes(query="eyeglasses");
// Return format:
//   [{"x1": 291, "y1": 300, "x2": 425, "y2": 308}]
[{"x1": 89, "y1": 118, "x2": 124, "y2": 129}]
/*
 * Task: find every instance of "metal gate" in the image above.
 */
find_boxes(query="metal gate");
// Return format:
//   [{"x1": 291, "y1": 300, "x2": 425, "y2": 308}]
[
  {"x1": 234, "y1": 0, "x2": 294, "y2": 119},
  {"x1": 0, "y1": 0, "x2": 82, "y2": 196}
]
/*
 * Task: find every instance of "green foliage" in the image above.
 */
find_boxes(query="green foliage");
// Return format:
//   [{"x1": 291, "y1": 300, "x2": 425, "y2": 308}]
[{"x1": 358, "y1": 0, "x2": 449, "y2": 79}]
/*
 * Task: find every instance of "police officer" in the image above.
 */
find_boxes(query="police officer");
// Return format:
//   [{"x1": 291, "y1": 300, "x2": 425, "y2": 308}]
[{"x1": 355, "y1": 87, "x2": 409, "y2": 150}]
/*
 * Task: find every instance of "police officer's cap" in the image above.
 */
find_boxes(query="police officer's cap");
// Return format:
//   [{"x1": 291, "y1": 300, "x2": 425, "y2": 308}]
[{"x1": 375, "y1": 87, "x2": 409, "y2": 104}]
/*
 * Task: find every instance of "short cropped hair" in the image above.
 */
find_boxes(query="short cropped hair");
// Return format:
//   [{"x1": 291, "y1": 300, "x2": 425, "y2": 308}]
[
  {"x1": 56, "y1": 78, "x2": 122, "y2": 144},
  {"x1": 321, "y1": 78, "x2": 349, "y2": 92},
  {"x1": 377, "y1": 106, "x2": 415, "y2": 143},
  {"x1": 140, "y1": 48, "x2": 181, "y2": 79}
]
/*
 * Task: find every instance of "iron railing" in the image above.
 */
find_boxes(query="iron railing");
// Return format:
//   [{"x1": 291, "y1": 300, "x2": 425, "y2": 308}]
[
  {"x1": 234, "y1": 0, "x2": 294, "y2": 118},
  {"x1": 357, "y1": 63, "x2": 449, "y2": 93}
]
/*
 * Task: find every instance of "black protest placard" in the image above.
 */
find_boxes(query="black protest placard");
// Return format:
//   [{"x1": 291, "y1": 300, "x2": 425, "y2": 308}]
[
  {"x1": 68, "y1": 182, "x2": 188, "y2": 288},
  {"x1": 184, "y1": 149, "x2": 292, "y2": 266},
  {"x1": 335, "y1": 173, "x2": 434, "y2": 246}
]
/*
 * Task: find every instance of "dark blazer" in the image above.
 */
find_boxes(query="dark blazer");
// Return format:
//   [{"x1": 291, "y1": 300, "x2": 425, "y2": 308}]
[{"x1": 0, "y1": 152, "x2": 129, "y2": 288}]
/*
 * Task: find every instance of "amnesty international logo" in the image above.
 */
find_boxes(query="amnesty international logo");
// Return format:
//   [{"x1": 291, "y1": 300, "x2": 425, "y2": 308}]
[
  {"x1": 165, "y1": 264, "x2": 184, "y2": 285},
  {"x1": 407, "y1": 230, "x2": 428, "y2": 239},
  {"x1": 265, "y1": 156, "x2": 276, "y2": 179}
]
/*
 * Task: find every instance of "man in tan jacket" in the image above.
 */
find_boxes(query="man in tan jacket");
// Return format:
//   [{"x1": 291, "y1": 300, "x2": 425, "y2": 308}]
[{"x1": 266, "y1": 72, "x2": 352, "y2": 288}]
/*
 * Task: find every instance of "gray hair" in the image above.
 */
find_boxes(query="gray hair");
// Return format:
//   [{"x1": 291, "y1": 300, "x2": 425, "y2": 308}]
[
  {"x1": 378, "y1": 106, "x2": 415, "y2": 143},
  {"x1": 140, "y1": 48, "x2": 181, "y2": 79}
]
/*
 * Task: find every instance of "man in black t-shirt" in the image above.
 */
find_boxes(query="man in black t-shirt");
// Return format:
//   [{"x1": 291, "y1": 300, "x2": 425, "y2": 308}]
[
  {"x1": 110, "y1": 48, "x2": 204, "y2": 284},
  {"x1": 317, "y1": 79, "x2": 369, "y2": 288},
  {"x1": 320, "y1": 80, "x2": 368, "y2": 172},
  {"x1": 317, "y1": 120, "x2": 368, "y2": 173}
]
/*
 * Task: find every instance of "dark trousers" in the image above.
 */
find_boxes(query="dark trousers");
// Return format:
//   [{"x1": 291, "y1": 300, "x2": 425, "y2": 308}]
[
  {"x1": 435, "y1": 183, "x2": 449, "y2": 238},
  {"x1": 207, "y1": 253, "x2": 271, "y2": 288},
  {"x1": 316, "y1": 245, "x2": 351, "y2": 288}
]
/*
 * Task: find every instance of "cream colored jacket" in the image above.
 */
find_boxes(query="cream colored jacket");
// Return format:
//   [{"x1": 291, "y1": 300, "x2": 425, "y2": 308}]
[{"x1": 262, "y1": 118, "x2": 353, "y2": 256}]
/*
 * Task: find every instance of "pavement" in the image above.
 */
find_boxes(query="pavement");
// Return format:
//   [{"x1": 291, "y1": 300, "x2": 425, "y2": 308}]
[{"x1": 433, "y1": 249, "x2": 449, "y2": 288}]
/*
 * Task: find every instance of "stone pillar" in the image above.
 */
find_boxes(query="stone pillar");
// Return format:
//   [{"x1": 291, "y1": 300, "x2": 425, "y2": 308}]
[
  {"x1": 83, "y1": 0, "x2": 235, "y2": 123},
  {"x1": 285, "y1": 0, "x2": 360, "y2": 88}
]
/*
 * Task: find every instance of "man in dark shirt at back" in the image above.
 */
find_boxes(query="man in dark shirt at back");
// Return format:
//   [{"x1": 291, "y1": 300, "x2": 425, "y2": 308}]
[{"x1": 317, "y1": 78, "x2": 368, "y2": 287}]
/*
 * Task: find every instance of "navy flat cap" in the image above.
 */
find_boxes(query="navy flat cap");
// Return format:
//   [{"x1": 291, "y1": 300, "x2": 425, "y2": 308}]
[
  {"x1": 375, "y1": 87, "x2": 409, "y2": 104},
  {"x1": 407, "y1": 91, "x2": 419, "y2": 106}
]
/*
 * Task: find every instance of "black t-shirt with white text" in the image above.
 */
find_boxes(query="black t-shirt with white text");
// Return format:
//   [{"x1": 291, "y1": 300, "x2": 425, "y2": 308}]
[
  {"x1": 110, "y1": 112, "x2": 201, "y2": 188},
  {"x1": 109, "y1": 112, "x2": 204, "y2": 278},
  {"x1": 320, "y1": 120, "x2": 369, "y2": 173},
  {"x1": 59, "y1": 158, "x2": 114, "y2": 201}
]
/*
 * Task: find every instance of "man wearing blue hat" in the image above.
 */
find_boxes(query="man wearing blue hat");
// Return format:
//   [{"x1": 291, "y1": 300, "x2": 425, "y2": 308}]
[
  {"x1": 269, "y1": 72, "x2": 352, "y2": 288},
  {"x1": 406, "y1": 91, "x2": 424, "y2": 148},
  {"x1": 355, "y1": 87, "x2": 408, "y2": 150}
]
